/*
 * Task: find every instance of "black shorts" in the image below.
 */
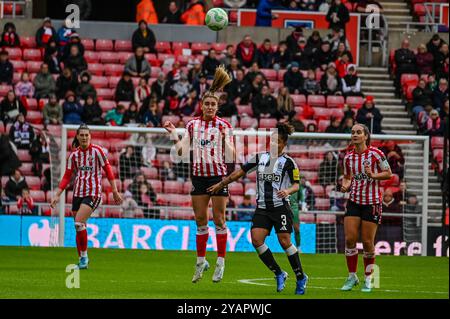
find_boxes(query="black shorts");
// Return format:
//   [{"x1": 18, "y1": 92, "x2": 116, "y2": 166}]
[
  {"x1": 191, "y1": 176, "x2": 229, "y2": 196},
  {"x1": 251, "y1": 204, "x2": 294, "y2": 234},
  {"x1": 72, "y1": 196, "x2": 102, "y2": 213},
  {"x1": 345, "y1": 200, "x2": 382, "y2": 225}
]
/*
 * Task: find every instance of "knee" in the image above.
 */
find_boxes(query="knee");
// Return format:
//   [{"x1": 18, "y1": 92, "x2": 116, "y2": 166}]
[
  {"x1": 362, "y1": 239, "x2": 374, "y2": 250},
  {"x1": 74, "y1": 222, "x2": 86, "y2": 232},
  {"x1": 213, "y1": 216, "x2": 225, "y2": 228},
  {"x1": 251, "y1": 237, "x2": 264, "y2": 248},
  {"x1": 345, "y1": 237, "x2": 357, "y2": 248},
  {"x1": 278, "y1": 237, "x2": 292, "y2": 250}
]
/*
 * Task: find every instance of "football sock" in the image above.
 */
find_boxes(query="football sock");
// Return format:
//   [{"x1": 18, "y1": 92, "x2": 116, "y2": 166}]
[
  {"x1": 215, "y1": 225, "x2": 227, "y2": 259},
  {"x1": 285, "y1": 245, "x2": 305, "y2": 280},
  {"x1": 75, "y1": 222, "x2": 88, "y2": 258},
  {"x1": 363, "y1": 251, "x2": 375, "y2": 278},
  {"x1": 345, "y1": 247, "x2": 358, "y2": 274},
  {"x1": 196, "y1": 225, "x2": 209, "y2": 263},
  {"x1": 256, "y1": 243, "x2": 282, "y2": 276}
]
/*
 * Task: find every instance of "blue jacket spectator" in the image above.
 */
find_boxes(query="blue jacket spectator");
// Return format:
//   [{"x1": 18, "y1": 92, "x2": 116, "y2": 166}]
[
  {"x1": 0, "y1": 50, "x2": 13, "y2": 85},
  {"x1": 236, "y1": 195, "x2": 255, "y2": 221},
  {"x1": 63, "y1": 91, "x2": 83, "y2": 124},
  {"x1": 256, "y1": 0, "x2": 277, "y2": 27}
]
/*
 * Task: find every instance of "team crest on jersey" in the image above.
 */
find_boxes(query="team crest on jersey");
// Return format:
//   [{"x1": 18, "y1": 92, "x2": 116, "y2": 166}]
[{"x1": 363, "y1": 159, "x2": 371, "y2": 166}]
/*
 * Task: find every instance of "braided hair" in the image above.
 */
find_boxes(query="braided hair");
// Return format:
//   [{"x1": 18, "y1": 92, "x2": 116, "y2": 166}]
[{"x1": 201, "y1": 65, "x2": 232, "y2": 102}]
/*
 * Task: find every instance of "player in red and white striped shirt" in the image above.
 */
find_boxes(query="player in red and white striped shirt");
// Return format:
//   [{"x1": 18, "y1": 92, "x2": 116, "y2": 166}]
[
  {"x1": 340, "y1": 123, "x2": 392, "y2": 292},
  {"x1": 51, "y1": 124, "x2": 123, "y2": 269},
  {"x1": 164, "y1": 66, "x2": 234, "y2": 284}
]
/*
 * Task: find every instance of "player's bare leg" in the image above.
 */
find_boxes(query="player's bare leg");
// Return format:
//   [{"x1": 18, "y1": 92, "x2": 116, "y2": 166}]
[
  {"x1": 277, "y1": 233, "x2": 308, "y2": 295},
  {"x1": 361, "y1": 221, "x2": 378, "y2": 292},
  {"x1": 192, "y1": 195, "x2": 211, "y2": 283},
  {"x1": 211, "y1": 196, "x2": 228, "y2": 282},
  {"x1": 74, "y1": 204, "x2": 94, "y2": 269},
  {"x1": 251, "y1": 228, "x2": 287, "y2": 292},
  {"x1": 342, "y1": 216, "x2": 361, "y2": 290}
]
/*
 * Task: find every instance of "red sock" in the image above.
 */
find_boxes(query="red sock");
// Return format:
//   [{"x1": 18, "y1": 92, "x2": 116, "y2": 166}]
[
  {"x1": 76, "y1": 232, "x2": 81, "y2": 257},
  {"x1": 76, "y1": 229, "x2": 88, "y2": 255},
  {"x1": 364, "y1": 253, "x2": 375, "y2": 276},
  {"x1": 216, "y1": 228, "x2": 228, "y2": 258},
  {"x1": 196, "y1": 226, "x2": 209, "y2": 258},
  {"x1": 345, "y1": 247, "x2": 358, "y2": 273}
]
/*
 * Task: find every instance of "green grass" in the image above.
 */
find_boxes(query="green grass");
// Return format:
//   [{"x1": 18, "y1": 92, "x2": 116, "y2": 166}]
[{"x1": 0, "y1": 246, "x2": 448, "y2": 299}]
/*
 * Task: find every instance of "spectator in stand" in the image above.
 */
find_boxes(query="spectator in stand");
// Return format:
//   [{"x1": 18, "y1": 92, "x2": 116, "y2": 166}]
[
  {"x1": 411, "y1": 79, "x2": 433, "y2": 117},
  {"x1": 227, "y1": 69, "x2": 252, "y2": 105},
  {"x1": 105, "y1": 104, "x2": 126, "y2": 126},
  {"x1": 136, "y1": 0, "x2": 158, "y2": 24},
  {"x1": 0, "y1": 22, "x2": 20, "y2": 47},
  {"x1": 0, "y1": 50, "x2": 13, "y2": 85},
  {"x1": 35, "y1": 17, "x2": 57, "y2": 48},
  {"x1": 245, "y1": 62, "x2": 267, "y2": 85},
  {"x1": 394, "y1": 39, "x2": 417, "y2": 93},
  {"x1": 394, "y1": 181, "x2": 412, "y2": 208},
  {"x1": 0, "y1": 90, "x2": 27, "y2": 127},
  {"x1": 256, "y1": 0, "x2": 279, "y2": 27},
  {"x1": 163, "y1": 90, "x2": 181, "y2": 115},
  {"x1": 236, "y1": 195, "x2": 256, "y2": 221},
  {"x1": 29, "y1": 132, "x2": 50, "y2": 177},
  {"x1": 17, "y1": 188, "x2": 37, "y2": 215},
  {"x1": 43, "y1": 94, "x2": 63, "y2": 127},
  {"x1": 162, "y1": 1, "x2": 182, "y2": 24},
  {"x1": 276, "y1": 86, "x2": 296, "y2": 121},
  {"x1": 160, "y1": 161, "x2": 177, "y2": 181},
  {"x1": 249, "y1": 74, "x2": 265, "y2": 100},
  {"x1": 326, "y1": 27, "x2": 350, "y2": 52},
  {"x1": 9, "y1": 113, "x2": 34, "y2": 150},
  {"x1": 141, "y1": 98, "x2": 162, "y2": 127},
  {"x1": 434, "y1": 43, "x2": 449, "y2": 80},
  {"x1": 217, "y1": 92, "x2": 238, "y2": 118},
  {"x1": 318, "y1": 151, "x2": 338, "y2": 186},
  {"x1": 82, "y1": 95, "x2": 104, "y2": 125},
  {"x1": 192, "y1": 72, "x2": 210, "y2": 98},
  {"x1": 335, "y1": 52, "x2": 351, "y2": 78},
  {"x1": 416, "y1": 43, "x2": 434, "y2": 76},
  {"x1": 134, "y1": 77, "x2": 152, "y2": 104},
  {"x1": 258, "y1": 39, "x2": 275, "y2": 69},
  {"x1": 132, "y1": 20, "x2": 157, "y2": 53},
  {"x1": 320, "y1": 63, "x2": 342, "y2": 96},
  {"x1": 61, "y1": 33, "x2": 85, "y2": 62},
  {"x1": 121, "y1": 191, "x2": 142, "y2": 218},
  {"x1": 137, "y1": 182, "x2": 159, "y2": 218},
  {"x1": 433, "y1": 78, "x2": 449, "y2": 112},
  {"x1": 236, "y1": 35, "x2": 258, "y2": 68},
  {"x1": 125, "y1": 47, "x2": 152, "y2": 79},
  {"x1": 306, "y1": 30, "x2": 322, "y2": 53},
  {"x1": 273, "y1": 41, "x2": 291, "y2": 70},
  {"x1": 326, "y1": 0, "x2": 350, "y2": 32},
  {"x1": 300, "y1": 0, "x2": 318, "y2": 11},
  {"x1": 221, "y1": 45, "x2": 236, "y2": 68},
  {"x1": 283, "y1": 62, "x2": 304, "y2": 94},
  {"x1": 115, "y1": 71, "x2": 135, "y2": 102},
  {"x1": 5, "y1": 169, "x2": 28, "y2": 201},
  {"x1": 181, "y1": 0, "x2": 206, "y2": 25},
  {"x1": 120, "y1": 146, "x2": 142, "y2": 181},
  {"x1": 15, "y1": 72, "x2": 35, "y2": 99},
  {"x1": 128, "y1": 172, "x2": 148, "y2": 199},
  {"x1": 76, "y1": 71, "x2": 96, "y2": 101},
  {"x1": 342, "y1": 64, "x2": 362, "y2": 97},
  {"x1": 63, "y1": 44, "x2": 87, "y2": 76},
  {"x1": 425, "y1": 109, "x2": 443, "y2": 136},
  {"x1": 179, "y1": 89, "x2": 199, "y2": 116},
  {"x1": 172, "y1": 73, "x2": 191, "y2": 99},
  {"x1": 440, "y1": 98, "x2": 449, "y2": 120},
  {"x1": 167, "y1": 61, "x2": 182, "y2": 85},
  {"x1": 151, "y1": 72, "x2": 172, "y2": 101},
  {"x1": 202, "y1": 49, "x2": 220, "y2": 78},
  {"x1": 342, "y1": 102, "x2": 355, "y2": 120},
  {"x1": 314, "y1": 40, "x2": 334, "y2": 71},
  {"x1": 188, "y1": 59, "x2": 202, "y2": 84},
  {"x1": 299, "y1": 177, "x2": 315, "y2": 211},
  {"x1": 329, "y1": 175, "x2": 349, "y2": 211},
  {"x1": 417, "y1": 103, "x2": 434, "y2": 131},
  {"x1": 340, "y1": 116, "x2": 354, "y2": 134},
  {"x1": 33, "y1": 63, "x2": 56, "y2": 99},
  {"x1": 356, "y1": 95, "x2": 383, "y2": 134},
  {"x1": 56, "y1": 67, "x2": 78, "y2": 100},
  {"x1": 427, "y1": 34, "x2": 445, "y2": 60},
  {"x1": 56, "y1": 20, "x2": 75, "y2": 50},
  {"x1": 291, "y1": 37, "x2": 314, "y2": 70},
  {"x1": 303, "y1": 69, "x2": 321, "y2": 95},
  {"x1": 286, "y1": 27, "x2": 304, "y2": 53},
  {"x1": 62, "y1": 91, "x2": 83, "y2": 124},
  {"x1": 251, "y1": 85, "x2": 277, "y2": 119},
  {"x1": 333, "y1": 41, "x2": 353, "y2": 62},
  {"x1": 380, "y1": 140, "x2": 405, "y2": 179},
  {"x1": 382, "y1": 189, "x2": 401, "y2": 214},
  {"x1": 123, "y1": 102, "x2": 140, "y2": 125},
  {"x1": 325, "y1": 117, "x2": 342, "y2": 133},
  {"x1": 306, "y1": 123, "x2": 318, "y2": 133},
  {"x1": 44, "y1": 47, "x2": 62, "y2": 74}
]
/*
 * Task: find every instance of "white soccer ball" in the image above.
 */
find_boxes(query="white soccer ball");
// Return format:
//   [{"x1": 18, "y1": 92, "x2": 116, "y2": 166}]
[{"x1": 205, "y1": 8, "x2": 229, "y2": 31}]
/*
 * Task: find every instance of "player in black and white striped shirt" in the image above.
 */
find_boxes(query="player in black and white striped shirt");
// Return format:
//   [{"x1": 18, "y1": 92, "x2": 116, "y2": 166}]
[{"x1": 208, "y1": 123, "x2": 309, "y2": 295}]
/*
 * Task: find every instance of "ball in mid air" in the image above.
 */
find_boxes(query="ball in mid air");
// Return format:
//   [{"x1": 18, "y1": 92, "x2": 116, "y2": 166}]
[{"x1": 205, "y1": 8, "x2": 229, "y2": 31}]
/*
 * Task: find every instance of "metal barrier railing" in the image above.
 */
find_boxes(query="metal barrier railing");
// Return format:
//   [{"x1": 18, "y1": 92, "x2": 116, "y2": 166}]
[
  {"x1": 0, "y1": 0, "x2": 26, "y2": 19},
  {"x1": 358, "y1": 12, "x2": 389, "y2": 67}
]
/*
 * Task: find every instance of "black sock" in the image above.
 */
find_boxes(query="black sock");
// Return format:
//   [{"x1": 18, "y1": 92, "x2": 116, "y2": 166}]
[
  {"x1": 258, "y1": 249, "x2": 282, "y2": 276},
  {"x1": 287, "y1": 252, "x2": 305, "y2": 280}
]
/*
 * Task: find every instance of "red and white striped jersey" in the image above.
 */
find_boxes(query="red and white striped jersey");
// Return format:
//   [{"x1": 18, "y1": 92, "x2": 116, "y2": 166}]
[
  {"x1": 185, "y1": 116, "x2": 234, "y2": 177},
  {"x1": 67, "y1": 144, "x2": 109, "y2": 198},
  {"x1": 344, "y1": 146, "x2": 391, "y2": 205}
]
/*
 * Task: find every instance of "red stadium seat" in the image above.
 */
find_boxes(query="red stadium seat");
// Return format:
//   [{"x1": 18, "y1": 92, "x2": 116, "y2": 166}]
[
  {"x1": 237, "y1": 105, "x2": 253, "y2": 117},
  {"x1": 20, "y1": 163, "x2": 33, "y2": 175},
  {"x1": 81, "y1": 39, "x2": 94, "y2": 51},
  {"x1": 108, "y1": 76, "x2": 121, "y2": 88},
  {"x1": 114, "y1": 40, "x2": 132, "y2": 52},
  {"x1": 400, "y1": 73, "x2": 419, "y2": 87},
  {"x1": 104, "y1": 64, "x2": 124, "y2": 76},
  {"x1": 172, "y1": 41, "x2": 190, "y2": 52},
  {"x1": 191, "y1": 42, "x2": 211, "y2": 54},
  {"x1": 30, "y1": 190, "x2": 46, "y2": 202},
  {"x1": 311, "y1": 185, "x2": 325, "y2": 197},
  {"x1": 151, "y1": 66, "x2": 162, "y2": 78},
  {"x1": 17, "y1": 149, "x2": 32, "y2": 162},
  {"x1": 277, "y1": 69, "x2": 287, "y2": 81},
  {"x1": 95, "y1": 39, "x2": 114, "y2": 51},
  {"x1": 268, "y1": 81, "x2": 282, "y2": 93},
  {"x1": 327, "y1": 95, "x2": 345, "y2": 108},
  {"x1": 315, "y1": 70, "x2": 324, "y2": 81},
  {"x1": 168, "y1": 209, "x2": 194, "y2": 220},
  {"x1": 105, "y1": 208, "x2": 122, "y2": 218},
  {"x1": 176, "y1": 55, "x2": 190, "y2": 66},
  {"x1": 141, "y1": 167, "x2": 159, "y2": 179},
  {"x1": 294, "y1": 158, "x2": 321, "y2": 171},
  {"x1": 99, "y1": 51, "x2": 120, "y2": 64},
  {"x1": 259, "y1": 118, "x2": 277, "y2": 129},
  {"x1": 96, "y1": 88, "x2": 114, "y2": 100},
  {"x1": 102, "y1": 179, "x2": 122, "y2": 193},
  {"x1": 99, "y1": 100, "x2": 116, "y2": 112},
  {"x1": 380, "y1": 174, "x2": 400, "y2": 188},
  {"x1": 84, "y1": 51, "x2": 100, "y2": 63},
  {"x1": 163, "y1": 181, "x2": 184, "y2": 194},
  {"x1": 318, "y1": 120, "x2": 330, "y2": 132},
  {"x1": 155, "y1": 42, "x2": 172, "y2": 53},
  {"x1": 211, "y1": 43, "x2": 227, "y2": 52},
  {"x1": 161, "y1": 115, "x2": 180, "y2": 126},
  {"x1": 149, "y1": 180, "x2": 163, "y2": 193},
  {"x1": 299, "y1": 213, "x2": 315, "y2": 223},
  {"x1": 228, "y1": 183, "x2": 244, "y2": 195},
  {"x1": 118, "y1": 52, "x2": 134, "y2": 64},
  {"x1": 244, "y1": 182, "x2": 257, "y2": 195},
  {"x1": 330, "y1": 108, "x2": 344, "y2": 120},
  {"x1": 26, "y1": 111, "x2": 43, "y2": 124},
  {"x1": 0, "y1": 85, "x2": 12, "y2": 96},
  {"x1": 291, "y1": 94, "x2": 306, "y2": 107},
  {"x1": 313, "y1": 107, "x2": 331, "y2": 120},
  {"x1": 26, "y1": 176, "x2": 41, "y2": 190},
  {"x1": 88, "y1": 63, "x2": 105, "y2": 76},
  {"x1": 23, "y1": 49, "x2": 42, "y2": 61},
  {"x1": 26, "y1": 61, "x2": 42, "y2": 73},
  {"x1": 239, "y1": 117, "x2": 258, "y2": 129},
  {"x1": 145, "y1": 53, "x2": 160, "y2": 67},
  {"x1": 260, "y1": 69, "x2": 277, "y2": 81},
  {"x1": 26, "y1": 98, "x2": 38, "y2": 111},
  {"x1": 346, "y1": 96, "x2": 364, "y2": 109},
  {"x1": 301, "y1": 171, "x2": 318, "y2": 184},
  {"x1": 90, "y1": 76, "x2": 109, "y2": 89},
  {"x1": 21, "y1": 36, "x2": 36, "y2": 48},
  {"x1": 431, "y1": 137, "x2": 444, "y2": 149},
  {"x1": 4, "y1": 47, "x2": 22, "y2": 60},
  {"x1": 10, "y1": 60, "x2": 26, "y2": 72},
  {"x1": 316, "y1": 213, "x2": 336, "y2": 223},
  {"x1": 315, "y1": 198, "x2": 331, "y2": 211},
  {"x1": 168, "y1": 194, "x2": 191, "y2": 207},
  {"x1": 307, "y1": 95, "x2": 326, "y2": 107}
]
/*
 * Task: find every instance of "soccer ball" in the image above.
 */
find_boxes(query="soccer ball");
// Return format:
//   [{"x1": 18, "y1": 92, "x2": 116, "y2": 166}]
[{"x1": 205, "y1": 8, "x2": 229, "y2": 31}]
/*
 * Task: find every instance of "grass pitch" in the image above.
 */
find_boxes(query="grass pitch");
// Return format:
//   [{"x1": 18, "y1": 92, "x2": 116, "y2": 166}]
[{"x1": 0, "y1": 246, "x2": 448, "y2": 299}]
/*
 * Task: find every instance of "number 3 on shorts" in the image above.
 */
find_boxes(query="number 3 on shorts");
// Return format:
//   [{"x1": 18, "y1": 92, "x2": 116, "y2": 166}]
[{"x1": 281, "y1": 214, "x2": 287, "y2": 226}]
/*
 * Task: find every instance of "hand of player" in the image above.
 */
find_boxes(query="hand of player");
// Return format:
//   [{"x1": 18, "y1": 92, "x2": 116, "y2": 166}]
[
  {"x1": 112, "y1": 190, "x2": 123, "y2": 205},
  {"x1": 163, "y1": 121, "x2": 176, "y2": 134},
  {"x1": 341, "y1": 180, "x2": 351, "y2": 193},
  {"x1": 207, "y1": 182, "x2": 224, "y2": 195},
  {"x1": 50, "y1": 194, "x2": 60, "y2": 209},
  {"x1": 364, "y1": 163, "x2": 373, "y2": 178},
  {"x1": 277, "y1": 189, "x2": 290, "y2": 198}
]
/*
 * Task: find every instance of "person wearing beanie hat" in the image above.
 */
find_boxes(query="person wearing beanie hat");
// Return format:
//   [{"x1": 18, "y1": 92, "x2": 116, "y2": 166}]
[
  {"x1": 320, "y1": 62, "x2": 342, "y2": 95},
  {"x1": 286, "y1": 26, "x2": 304, "y2": 53},
  {"x1": 62, "y1": 90, "x2": 83, "y2": 124},
  {"x1": 342, "y1": 64, "x2": 363, "y2": 97},
  {"x1": 283, "y1": 61, "x2": 305, "y2": 94},
  {"x1": 356, "y1": 95, "x2": 383, "y2": 134},
  {"x1": 115, "y1": 71, "x2": 135, "y2": 102},
  {"x1": 56, "y1": 67, "x2": 79, "y2": 99},
  {"x1": 76, "y1": 71, "x2": 97, "y2": 101}
]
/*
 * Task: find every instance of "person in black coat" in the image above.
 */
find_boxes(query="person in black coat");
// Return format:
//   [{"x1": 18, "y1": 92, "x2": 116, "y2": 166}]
[
  {"x1": 283, "y1": 62, "x2": 304, "y2": 94},
  {"x1": 131, "y1": 20, "x2": 156, "y2": 53},
  {"x1": 0, "y1": 133, "x2": 21, "y2": 208},
  {"x1": 0, "y1": 22, "x2": 20, "y2": 47},
  {"x1": 306, "y1": 30, "x2": 322, "y2": 53},
  {"x1": 217, "y1": 92, "x2": 238, "y2": 118},
  {"x1": 9, "y1": 113, "x2": 35, "y2": 150},
  {"x1": 314, "y1": 40, "x2": 334, "y2": 70},
  {"x1": 356, "y1": 96, "x2": 383, "y2": 134},
  {"x1": 290, "y1": 37, "x2": 314, "y2": 70},
  {"x1": 285, "y1": 27, "x2": 304, "y2": 54},
  {"x1": 0, "y1": 91, "x2": 27, "y2": 127},
  {"x1": 61, "y1": 34, "x2": 85, "y2": 62},
  {"x1": 202, "y1": 49, "x2": 220, "y2": 78},
  {"x1": 115, "y1": 72, "x2": 135, "y2": 102},
  {"x1": 320, "y1": 63, "x2": 343, "y2": 96},
  {"x1": 123, "y1": 102, "x2": 140, "y2": 124},
  {"x1": 273, "y1": 41, "x2": 292, "y2": 70},
  {"x1": 162, "y1": 1, "x2": 182, "y2": 24},
  {"x1": 151, "y1": 72, "x2": 172, "y2": 101},
  {"x1": 35, "y1": 17, "x2": 58, "y2": 48},
  {"x1": 251, "y1": 85, "x2": 277, "y2": 119},
  {"x1": 226, "y1": 69, "x2": 252, "y2": 105},
  {"x1": 82, "y1": 95, "x2": 104, "y2": 125},
  {"x1": 44, "y1": 47, "x2": 62, "y2": 74},
  {"x1": 326, "y1": 0, "x2": 350, "y2": 32},
  {"x1": 5, "y1": 169, "x2": 29, "y2": 201},
  {"x1": 62, "y1": 44, "x2": 87, "y2": 76},
  {"x1": 0, "y1": 50, "x2": 13, "y2": 85},
  {"x1": 394, "y1": 39, "x2": 417, "y2": 92},
  {"x1": 257, "y1": 39, "x2": 275, "y2": 69},
  {"x1": 56, "y1": 67, "x2": 79, "y2": 100}
]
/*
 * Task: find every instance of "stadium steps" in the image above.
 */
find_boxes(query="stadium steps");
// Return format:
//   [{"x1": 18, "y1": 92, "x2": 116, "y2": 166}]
[{"x1": 378, "y1": 0, "x2": 418, "y2": 32}]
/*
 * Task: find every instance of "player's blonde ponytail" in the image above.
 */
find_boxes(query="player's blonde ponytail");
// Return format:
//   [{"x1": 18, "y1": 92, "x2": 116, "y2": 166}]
[{"x1": 202, "y1": 65, "x2": 232, "y2": 101}]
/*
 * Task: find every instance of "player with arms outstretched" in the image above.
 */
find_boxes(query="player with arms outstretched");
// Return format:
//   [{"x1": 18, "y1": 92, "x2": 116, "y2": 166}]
[
  {"x1": 340, "y1": 123, "x2": 392, "y2": 292},
  {"x1": 208, "y1": 123, "x2": 309, "y2": 295},
  {"x1": 163, "y1": 66, "x2": 234, "y2": 283},
  {"x1": 51, "y1": 124, "x2": 123, "y2": 269}
]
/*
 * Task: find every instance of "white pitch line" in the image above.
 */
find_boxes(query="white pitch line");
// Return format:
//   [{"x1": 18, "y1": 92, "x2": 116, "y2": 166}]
[{"x1": 237, "y1": 278, "x2": 448, "y2": 295}]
